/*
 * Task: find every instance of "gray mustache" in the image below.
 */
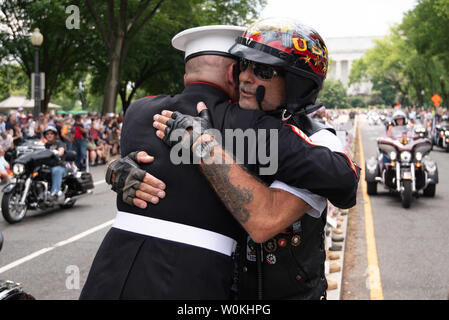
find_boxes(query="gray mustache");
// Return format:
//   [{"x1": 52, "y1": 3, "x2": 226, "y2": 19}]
[{"x1": 239, "y1": 83, "x2": 255, "y2": 95}]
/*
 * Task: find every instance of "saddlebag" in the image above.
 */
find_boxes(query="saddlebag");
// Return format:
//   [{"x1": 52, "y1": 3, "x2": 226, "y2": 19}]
[{"x1": 76, "y1": 172, "x2": 94, "y2": 190}]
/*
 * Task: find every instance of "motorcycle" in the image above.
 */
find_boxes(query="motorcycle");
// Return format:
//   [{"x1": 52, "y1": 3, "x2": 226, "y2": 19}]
[
  {"x1": 365, "y1": 125, "x2": 438, "y2": 208},
  {"x1": 0, "y1": 231, "x2": 35, "y2": 299},
  {"x1": 432, "y1": 120, "x2": 449, "y2": 152},
  {"x1": 412, "y1": 119, "x2": 428, "y2": 139},
  {"x1": 368, "y1": 112, "x2": 380, "y2": 126},
  {"x1": 1, "y1": 146, "x2": 94, "y2": 224}
]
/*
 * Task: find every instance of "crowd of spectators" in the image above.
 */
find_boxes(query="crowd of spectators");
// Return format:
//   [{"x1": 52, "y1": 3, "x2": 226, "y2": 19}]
[{"x1": 0, "y1": 107, "x2": 123, "y2": 182}]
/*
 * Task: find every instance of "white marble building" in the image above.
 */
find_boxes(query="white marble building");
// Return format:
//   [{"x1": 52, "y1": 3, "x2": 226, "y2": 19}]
[{"x1": 325, "y1": 36, "x2": 382, "y2": 96}]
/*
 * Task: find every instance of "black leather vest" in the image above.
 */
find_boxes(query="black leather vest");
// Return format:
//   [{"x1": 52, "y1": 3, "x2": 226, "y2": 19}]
[{"x1": 236, "y1": 114, "x2": 332, "y2": 300}]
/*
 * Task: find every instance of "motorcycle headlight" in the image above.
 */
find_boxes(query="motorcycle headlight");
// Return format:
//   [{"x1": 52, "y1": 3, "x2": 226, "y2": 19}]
[
  {"x1": 400, "y1": 151, "x2": 412, "y2": 162},
  {"x1": 424, "y1": 160, "x2": 436, "y2": 174},
  {"x1": 13, "y1": 163, "x2": 25, "y2": 175},
  {"x1": 415, "y1": 152, "x2": 423, "y2": 161},
  {"x1": 390, "y1": 151, "x2": 397, "y2": 160},
  {"x1": 445, "y1": 130, "x2": 449, "y2": 136}
]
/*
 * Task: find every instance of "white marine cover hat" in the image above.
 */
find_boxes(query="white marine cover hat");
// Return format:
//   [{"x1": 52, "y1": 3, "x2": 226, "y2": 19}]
[{"x1": 172, "y1": 25, "x2": 246, "y2": 61}]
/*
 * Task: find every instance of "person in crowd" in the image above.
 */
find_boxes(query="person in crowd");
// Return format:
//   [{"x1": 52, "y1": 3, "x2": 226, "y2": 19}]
[
  {"x1": 26, "y1": 114, "x2": 36, "y2": 139},
  {"x1": 11, "y1": 122, "x2": 23, "y2": 147},
  {"x1": 87, "y1": 138, "x2": 104, "y2": 166},
  {"x1": 0, "y1": 131, "x2": 14, "y2": 152},
  {"x1": 106, "y1": 118, "x2": 120, "y2": 156},
  {"x1": 0, "y1": 147, "x2": 11, "y2": 184},
  {"x1": 0, "y1": 114, "x2": 6, "y2": 134},
  {"x1": 56, "y1": 118, "x2": 74, "y2": 151},
  {"x1": 72, "y1": 114, "x2": 88, "y2": 170},
  {"x1": 34, "y1": 113, "x2": 47, "y2": 139},
  {"x1": 5, "y1": 113, "x2": 16, "y2": 133}
]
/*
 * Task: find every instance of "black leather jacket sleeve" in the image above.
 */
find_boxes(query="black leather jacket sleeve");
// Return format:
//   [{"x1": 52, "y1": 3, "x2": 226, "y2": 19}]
[{"x1": 222, "y1": 107, "x2": 360, "y2": 208}]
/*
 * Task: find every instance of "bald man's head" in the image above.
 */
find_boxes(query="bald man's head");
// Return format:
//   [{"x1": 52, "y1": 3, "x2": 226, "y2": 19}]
[{"x1": 184, "y1": 55, "x2": 239, "y2": 101}]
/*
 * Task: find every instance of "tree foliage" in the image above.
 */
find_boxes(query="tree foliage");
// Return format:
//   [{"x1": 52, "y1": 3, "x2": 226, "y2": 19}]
[
  {"x1": 348, "y1": 0, "x2": 449, "y2": 108},
  {"x1": 0, "y1": 0, "x2": 92, "y2": 112},
  {"x1": 84, "y1": 0, "x2": 266, "y2": 114},
  {"x1": 318, "y1": 79, "x2": 349, "y2": 108},
  {"x1": 0, "y1": 0, "x2": 266, "y2": 114},
  {"x1": 0, "y1": 63, "x2": 28, "y2": 101}
]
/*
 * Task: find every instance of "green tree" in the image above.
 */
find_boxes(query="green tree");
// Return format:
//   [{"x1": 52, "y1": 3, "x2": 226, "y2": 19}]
[
  {"x1": 400, "y1": 0, "x2": 449, "y2": 108},
  {"x1": 0, "y1": 0, "x2": 92, "y2": 113},
  {"x1": 84, "y1": 0, "x2": 168, "y2": 115},
  {"x1": 318, "y1": 79, "x2": 349, "y2": 108},
  {"x1": 349, "y1": 96, "x2": 366, "y2": 108},
  {"x1": 349, "y1": 1, "x2": 449, "y2": 108},
  {"x1": 85, "y1": 0, "x2": 265, "y2": 114},
  {"x1": 0, "y1": 63, "x2": 29, "y2": 100}
]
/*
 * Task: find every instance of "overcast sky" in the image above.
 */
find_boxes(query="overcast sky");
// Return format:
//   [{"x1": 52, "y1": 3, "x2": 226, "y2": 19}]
[{"x1": 259, "y1": 0, "x2": 418, "y2": 39}]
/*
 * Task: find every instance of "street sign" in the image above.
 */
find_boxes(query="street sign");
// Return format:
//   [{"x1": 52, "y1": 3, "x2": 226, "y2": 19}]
[
  {"x1": 431, "y1": 94, "x2": 442, "y2": 107},
  {"x1": 31, "y1": 72, "x2": 45, "y2": 100}
]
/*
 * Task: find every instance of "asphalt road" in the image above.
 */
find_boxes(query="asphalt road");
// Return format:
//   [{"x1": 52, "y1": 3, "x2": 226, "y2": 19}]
[
  {"x1": 0, "y1": 165, "x2": 115, "y2": 300},
  {"x1": 345, "y1": 115, "x2": 449, "y2": 300}
]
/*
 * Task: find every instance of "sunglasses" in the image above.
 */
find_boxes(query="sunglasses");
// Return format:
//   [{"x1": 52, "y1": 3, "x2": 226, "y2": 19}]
[{"x1": 239, "y1": 58, "x2": 282, "y2": 80}]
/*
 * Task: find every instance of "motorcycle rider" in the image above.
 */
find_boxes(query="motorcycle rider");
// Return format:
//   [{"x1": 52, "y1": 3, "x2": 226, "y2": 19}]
[
  {"x1": 43, "y1": 126, "x2": 66, "y2": 199},
  {"x1": 387, "y1": 110, "x2": 407, "y2": 137},
  {"x1": 0, "y1": 147, "x2": 11, "y2": 183},
  {"x1": 383, "y1": 110, "x2": 408, "y2": 167}
]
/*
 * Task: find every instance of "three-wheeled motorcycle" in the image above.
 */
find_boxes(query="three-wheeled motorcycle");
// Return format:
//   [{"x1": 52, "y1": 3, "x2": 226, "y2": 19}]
[{"x1": 365, "y1": 126, "x2": 438, "y2": 208}]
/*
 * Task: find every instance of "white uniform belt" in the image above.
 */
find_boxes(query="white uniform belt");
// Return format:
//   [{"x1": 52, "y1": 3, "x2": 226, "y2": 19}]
[{"x1": 112, "y1": 211, "x2": 237, "y2": 257}]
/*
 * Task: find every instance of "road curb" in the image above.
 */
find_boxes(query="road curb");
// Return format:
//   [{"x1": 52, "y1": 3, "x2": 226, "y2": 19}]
[
  {"x1": 325, "y1": 207, "x2": 349, "y2": 300},
  {"x1": 326, "y1": 115, "x2": 358, "y2": 300}
]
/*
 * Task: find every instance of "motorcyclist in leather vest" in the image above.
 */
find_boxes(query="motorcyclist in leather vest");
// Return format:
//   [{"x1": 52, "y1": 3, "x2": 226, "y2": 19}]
[{"x1": 223, "y1": 18, "x2": 340, "y2": 299}]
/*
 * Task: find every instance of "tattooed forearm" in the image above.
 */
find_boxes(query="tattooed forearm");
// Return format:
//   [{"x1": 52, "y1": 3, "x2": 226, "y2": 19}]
[{"x1": 201, "y1": 163, "x2": 254, "y2": 224}]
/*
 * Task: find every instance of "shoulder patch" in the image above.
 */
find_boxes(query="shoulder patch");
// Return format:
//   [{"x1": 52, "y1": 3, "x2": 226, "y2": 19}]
[{"x1": 284, "y1": 123, "x2": 316, "y2": 145}]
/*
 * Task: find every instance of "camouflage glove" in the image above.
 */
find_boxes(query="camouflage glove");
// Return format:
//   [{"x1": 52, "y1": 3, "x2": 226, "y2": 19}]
[
  {"x1": 162, "y1": 109, "x2": 213, "y2": 148},
  {"x1": 105, "y1": 151, "x2": 146, "y2": 206}
]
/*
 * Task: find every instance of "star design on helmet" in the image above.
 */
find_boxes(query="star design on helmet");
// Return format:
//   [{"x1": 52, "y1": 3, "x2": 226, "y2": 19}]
[{"x1": 300, "y1": 56, "x2": 311, "y2": 64}]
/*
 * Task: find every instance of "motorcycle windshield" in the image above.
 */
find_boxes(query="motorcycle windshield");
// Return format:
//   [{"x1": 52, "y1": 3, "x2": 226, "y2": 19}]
[
  {"x1": 390, "y1": 126, "x2": 414, "y2": 140},
  {"x1": 15, "y1": 149, "x2": 54, "y2": 165}
]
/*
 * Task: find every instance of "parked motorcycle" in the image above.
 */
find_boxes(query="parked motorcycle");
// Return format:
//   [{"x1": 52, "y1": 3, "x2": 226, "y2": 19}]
[
  {"x1": 0, "y1": 232, "x2": 35, "y2": 299},
  {"x1": 1, "y1": 147, "x2": 94, "y2": 224},
  {"x1": 365, "y1": 125, "x2": 438, "y2": 208}
]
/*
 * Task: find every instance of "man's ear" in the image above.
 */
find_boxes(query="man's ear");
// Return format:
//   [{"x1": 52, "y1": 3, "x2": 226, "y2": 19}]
[{"x1": 226, "y1": 61, "x2": 238, "y2": 91}]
